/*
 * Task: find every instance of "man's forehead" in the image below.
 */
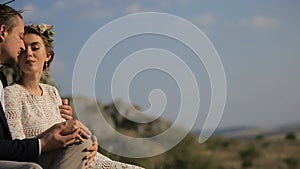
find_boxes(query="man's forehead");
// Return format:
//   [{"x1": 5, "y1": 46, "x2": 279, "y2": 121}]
[
  {"x1": 17, "y1": 15, "x2": 24, "y2": 26},
  {"x1": 13, "y1": 16, "x2": 24, "y2": 32}
]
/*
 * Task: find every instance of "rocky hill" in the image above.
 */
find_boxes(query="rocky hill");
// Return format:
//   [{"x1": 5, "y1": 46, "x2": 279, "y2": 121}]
[
  {"x1": 203, "y1": 122, "x2": 300, "y2": 139},
  {"x1": 68, "y1": 96, "x2": 180, "y2": 157},
  {"x1": 69, "y1": 96, "x2": 171, "y2": 137}
]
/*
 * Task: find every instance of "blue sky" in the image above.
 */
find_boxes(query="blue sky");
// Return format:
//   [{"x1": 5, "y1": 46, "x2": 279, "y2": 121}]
[{"x1": 8, "y1": 0, "x2": 300, "y2": 130}]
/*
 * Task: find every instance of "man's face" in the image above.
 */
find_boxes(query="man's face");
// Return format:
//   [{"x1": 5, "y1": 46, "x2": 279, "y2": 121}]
[{"x1": 1, "y1": 16, "x2": 25, "y2": 64}]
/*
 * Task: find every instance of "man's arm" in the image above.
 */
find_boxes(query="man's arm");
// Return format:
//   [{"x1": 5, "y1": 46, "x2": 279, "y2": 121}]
[
  {"x1": 0, "y1": 120, "x2": 84, "y2": 162},
  {"x1": 0, "y1": 97, "x2": 39, "y2": 162},
  {"x1": 0, "y1": 138, "x2": 39, "y2": 162},
  {"x1": 38, "y1": 120, "x2": 87, "y2": 153}
]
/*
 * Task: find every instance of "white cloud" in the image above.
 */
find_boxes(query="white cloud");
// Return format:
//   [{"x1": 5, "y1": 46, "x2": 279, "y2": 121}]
[
  {"x1": 22, "y1": 3, "x2": 40, "y2": 21},
  {"x1": 52, "y1": 0, "x2": 115, "y2": 19},
  {"x1": 190, "y1": 13, "x2": 216, "y2": 27},
  {"x1": 239, "y1": 16, "x2": 280, "y2": 29},
  {"x1": 53, "y1": 1, "x2": 67, "y2": 10},
  {"x1": 125, "y1": 4, "x2": 142, "y2": 14},
  {"x1": 159, "y1": 0, "x2": 192, "y2": 5},
  {"x1": 177, "y1": 0, "x2": 193, "y2": 4}
]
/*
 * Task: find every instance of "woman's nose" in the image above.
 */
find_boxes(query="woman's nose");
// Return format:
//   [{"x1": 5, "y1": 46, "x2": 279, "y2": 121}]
[{"x1": 26, "y1": 48, "x2": 33, "y2": 57}]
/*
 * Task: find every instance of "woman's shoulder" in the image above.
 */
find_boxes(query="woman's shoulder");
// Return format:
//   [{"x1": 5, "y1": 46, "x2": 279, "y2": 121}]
[
  {"x1": 4, "y1": 84, "x2": 24, "y2": 99},
  {"x1": 4, "y1": 83, "x2": 23, "y2": 93}
]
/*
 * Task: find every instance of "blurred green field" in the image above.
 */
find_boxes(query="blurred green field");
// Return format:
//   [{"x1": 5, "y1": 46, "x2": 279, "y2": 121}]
[{"x1": 101, "y1": 131, "x2": 300, "y2": 169}]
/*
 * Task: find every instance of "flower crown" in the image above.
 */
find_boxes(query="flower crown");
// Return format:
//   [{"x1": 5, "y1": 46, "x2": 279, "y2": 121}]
[{"x1": 29, "y1": 23, "x2": 55, "y2": 43}]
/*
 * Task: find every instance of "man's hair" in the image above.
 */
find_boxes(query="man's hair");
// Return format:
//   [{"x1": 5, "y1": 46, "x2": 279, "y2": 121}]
[{"x1": 0, "y1": 4, "x2": 22, "y2": 33}]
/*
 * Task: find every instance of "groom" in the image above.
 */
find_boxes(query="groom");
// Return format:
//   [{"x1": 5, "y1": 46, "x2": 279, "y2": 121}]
[{"x1": 0, "y1": 4, "x2": 91, "y2": 169}]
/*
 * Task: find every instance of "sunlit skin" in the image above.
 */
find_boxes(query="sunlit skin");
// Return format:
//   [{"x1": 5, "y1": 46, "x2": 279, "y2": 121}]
[
  {"x1": 18, "y1": 33, "x2": 98, "y2": 166},
  {"x1": 0, "y1": 16, "x2": 25, "y2": 64},
  {"x1": 18, "y1": 33, "x2": 51, "y2": 96},
  {"x1": 18, "y1": 33, "x2": 74, "y2": 119}
]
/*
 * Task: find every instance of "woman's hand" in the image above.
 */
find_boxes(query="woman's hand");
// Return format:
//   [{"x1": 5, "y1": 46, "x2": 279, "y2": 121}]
[
  {"x1": 59, "y1": 99, "x2": 73, "y2": 120},
  {"x1": 85, "y1": 135, "x2": 98, "y2": 167}
]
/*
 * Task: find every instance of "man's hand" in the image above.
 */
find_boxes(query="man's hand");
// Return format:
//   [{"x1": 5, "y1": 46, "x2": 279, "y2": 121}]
[
  {"x1": 59, "y1": 99, "x2": 73, "y2": 120},
  {"x1": 38, "y1": 119, "x2": 93, "y2": 152},
  {"x1": 38, "y1": 122, "x2": 80, "y2": 153}
]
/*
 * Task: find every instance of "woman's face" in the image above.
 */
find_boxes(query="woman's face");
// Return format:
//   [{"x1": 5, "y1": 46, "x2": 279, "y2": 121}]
[{"x1": 18, "y1": 33, "x2": 51, "y2": 75}]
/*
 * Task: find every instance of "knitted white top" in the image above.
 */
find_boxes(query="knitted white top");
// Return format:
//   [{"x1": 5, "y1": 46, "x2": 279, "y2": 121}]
[{"x1": 4, "y1": 83, "x2": 64, "y2": 139}]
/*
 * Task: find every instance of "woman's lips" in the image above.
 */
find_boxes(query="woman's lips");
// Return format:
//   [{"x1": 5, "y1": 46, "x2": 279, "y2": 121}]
[{"x1": 26, "y1": 60, "x2": 35, "y2": 64}]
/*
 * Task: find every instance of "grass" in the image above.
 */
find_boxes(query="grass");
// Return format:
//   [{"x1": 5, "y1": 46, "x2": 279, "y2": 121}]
[{"x1": 102, "y1": 131, "x2": 300, "y2": 169}]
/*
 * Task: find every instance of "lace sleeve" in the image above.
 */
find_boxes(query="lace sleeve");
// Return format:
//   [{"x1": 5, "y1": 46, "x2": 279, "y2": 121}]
[
  {"x1": 49, "y1": 85, "x2": 65, "y2": 123},
  {"x1": 52, "y1": 86, "x2": 63, "y2": 108},
  {"x1": 4, "y1": 86, "x2": 26, "y2": 139}
]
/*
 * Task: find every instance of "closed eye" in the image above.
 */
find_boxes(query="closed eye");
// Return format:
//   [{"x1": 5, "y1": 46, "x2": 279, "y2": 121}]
[
  {"x1": 31, "y1": 46, "x2": 40, "y2": 51},
  {"x1": 31, "y1": 43, "x2": 41, "y2": 51}
]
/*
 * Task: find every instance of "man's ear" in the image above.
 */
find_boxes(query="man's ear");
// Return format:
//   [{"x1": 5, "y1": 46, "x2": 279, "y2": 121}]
[{"x1": 0, "y1": 25, "x2": 8, "y2": 42}]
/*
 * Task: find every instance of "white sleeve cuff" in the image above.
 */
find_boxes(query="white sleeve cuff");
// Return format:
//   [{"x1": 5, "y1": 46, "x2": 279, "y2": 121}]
[{"x1": 38, "y1": 139, "x2": 41, "y2": 155}]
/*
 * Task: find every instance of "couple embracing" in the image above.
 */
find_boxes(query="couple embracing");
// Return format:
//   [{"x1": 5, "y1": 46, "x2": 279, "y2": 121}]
[{"x1": 0, "y1": 3, "x2": 144, "y2": 169}]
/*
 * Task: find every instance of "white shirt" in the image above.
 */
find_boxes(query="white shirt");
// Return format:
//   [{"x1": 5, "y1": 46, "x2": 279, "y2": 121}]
[{"x1": 0, "y1": 65, "x2": 5, "y2": 111}]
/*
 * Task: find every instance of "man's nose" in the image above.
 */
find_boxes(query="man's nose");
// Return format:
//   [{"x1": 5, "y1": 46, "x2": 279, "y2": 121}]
[{"x1": 20, "y1": 41, "x2": 25, "y2": 51}]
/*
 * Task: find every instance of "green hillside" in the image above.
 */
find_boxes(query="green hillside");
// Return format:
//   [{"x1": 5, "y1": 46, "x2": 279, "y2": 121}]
[{"x1": 105, "y1": 132, "x2": 300, "y2": 169}]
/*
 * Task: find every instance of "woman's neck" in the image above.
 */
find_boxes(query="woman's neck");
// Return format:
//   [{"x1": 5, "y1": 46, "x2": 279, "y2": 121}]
[{"x1": 19, "y1": 72, "x2": 43, "y2": 96}]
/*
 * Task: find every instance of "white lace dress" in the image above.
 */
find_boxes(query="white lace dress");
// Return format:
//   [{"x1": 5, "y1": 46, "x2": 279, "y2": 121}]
[{"x1": 4, "y1": 83, "x2": 144, "y2": 169}]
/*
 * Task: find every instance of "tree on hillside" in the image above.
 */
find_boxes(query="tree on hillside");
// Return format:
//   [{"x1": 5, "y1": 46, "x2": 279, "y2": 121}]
[
  {"x1": 239, "y1": 145, "x2": 261, "y2": 168},
  {"x1": 285, "y1": 132, "x2": 297, "y2": 140}
]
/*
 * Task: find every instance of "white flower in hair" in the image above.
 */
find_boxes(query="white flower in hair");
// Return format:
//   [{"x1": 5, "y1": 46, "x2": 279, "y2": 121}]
[
  {"x1": 37, "y1": 24, "x2": 53, "y2": 33},
  {"x1": 31, "y1": 23, "x2": 55, "y2": 42}
]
